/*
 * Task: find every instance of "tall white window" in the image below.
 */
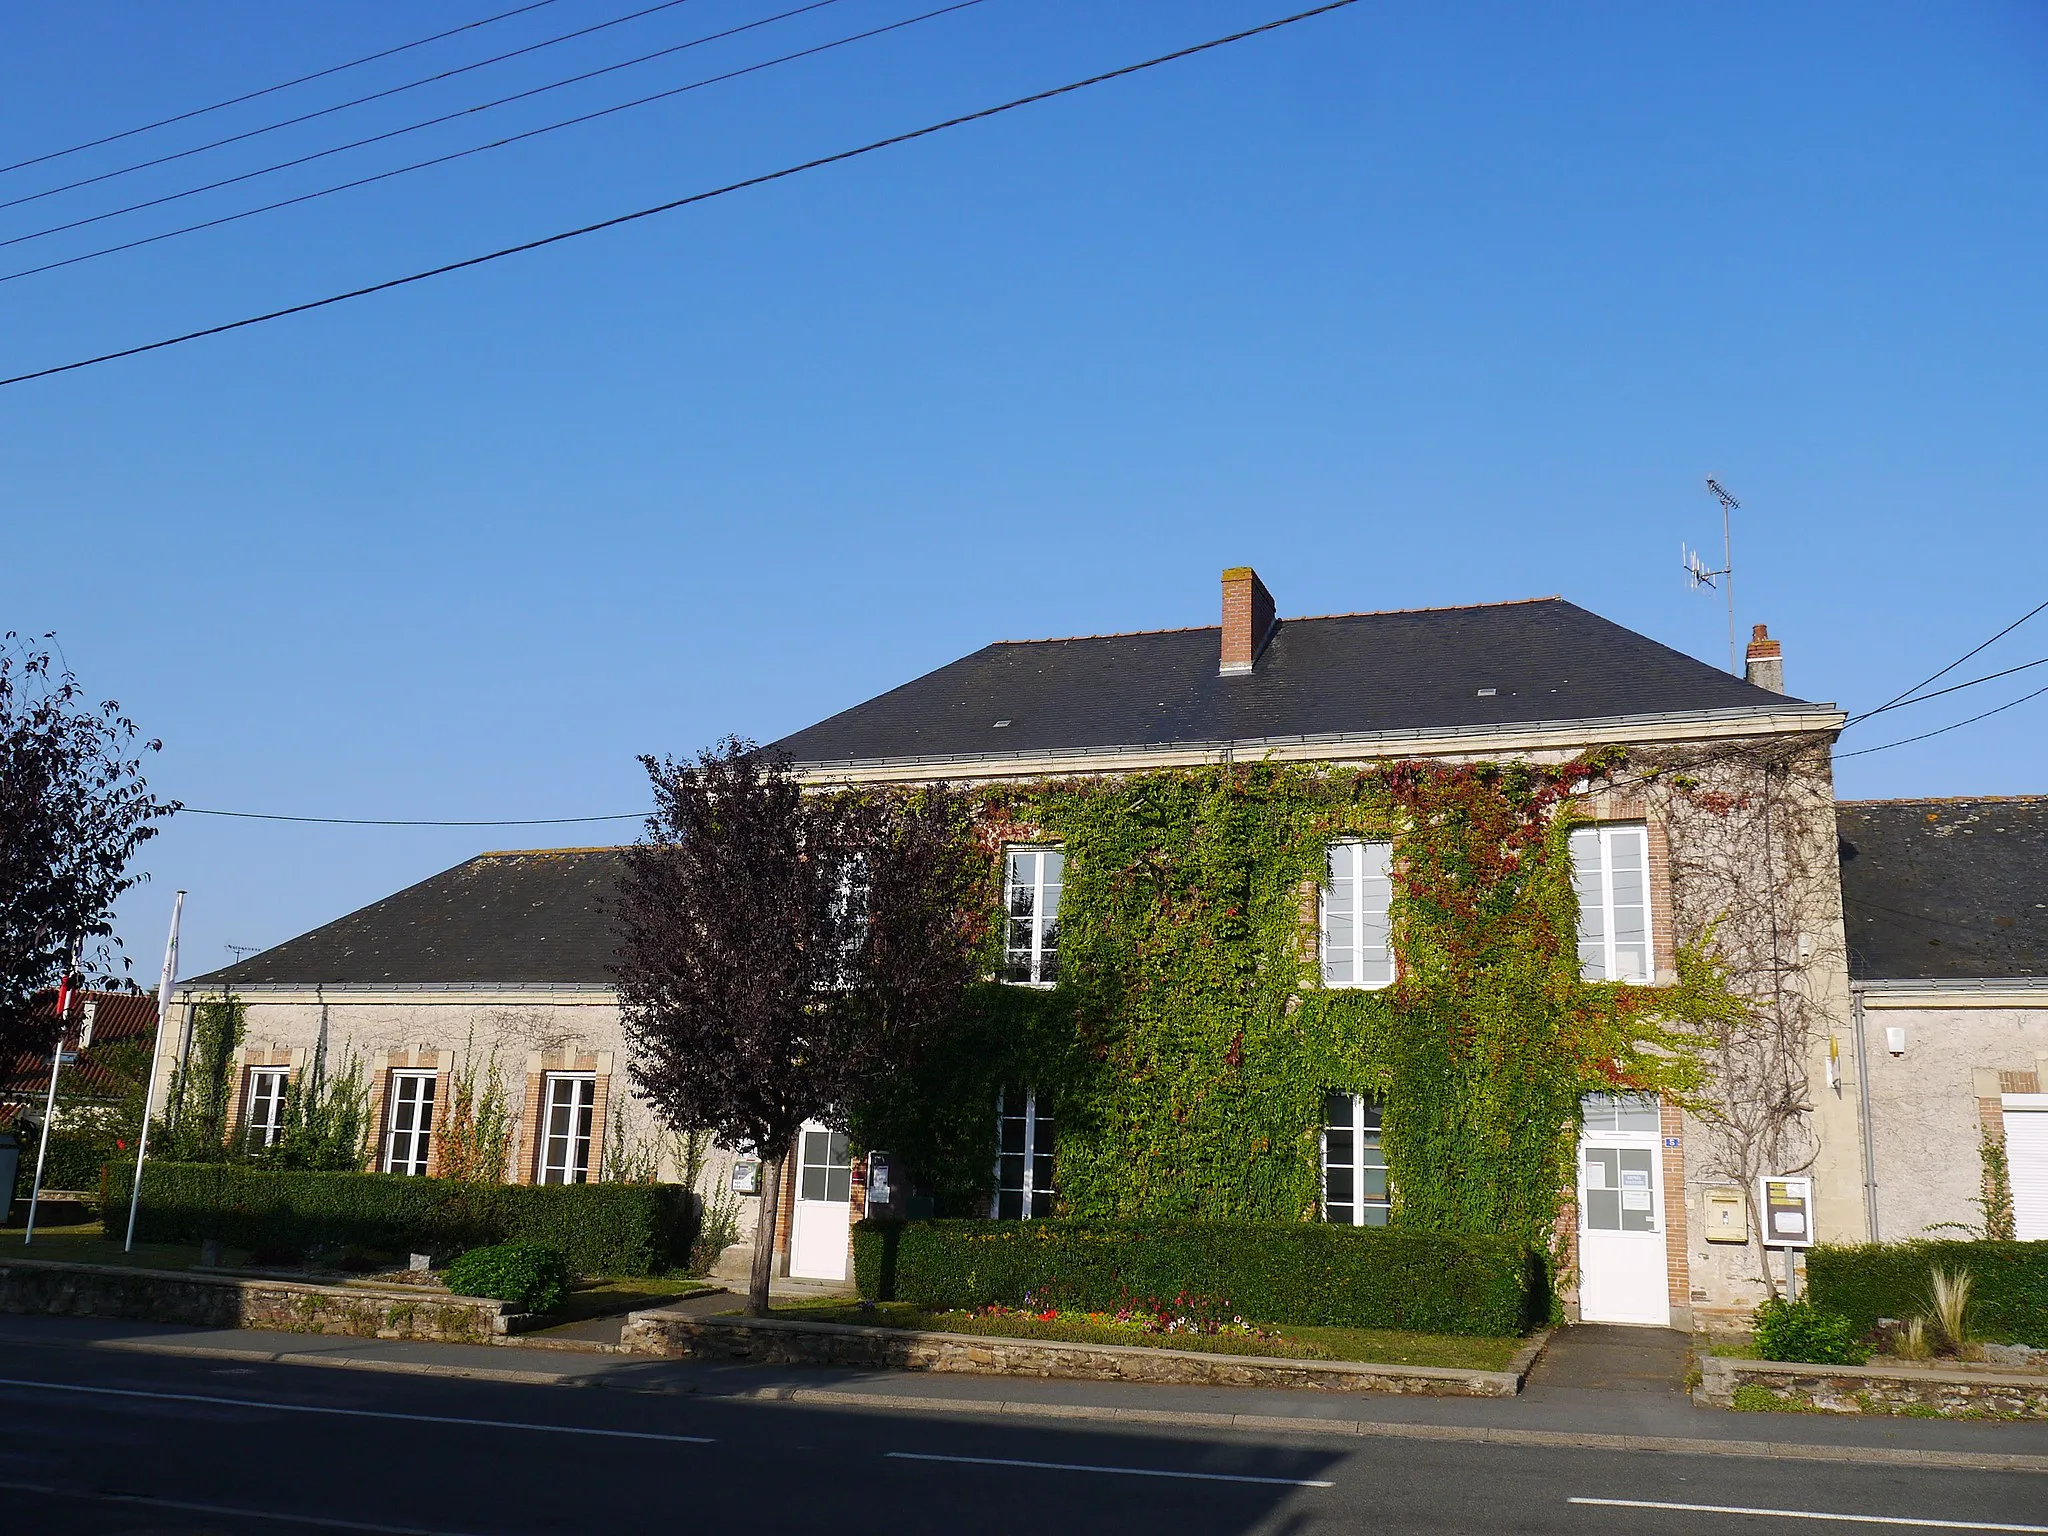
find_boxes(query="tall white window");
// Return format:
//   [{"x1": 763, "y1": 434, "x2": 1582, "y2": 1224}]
[
  {"x1": 244, "y1": 1068, "x2": 289, "y2": 1149},
  {"x1": 1571, "y1": 823, "x2": 1652, "y2": 982},
  {"x1": 540, "y1": 1074, "x2": 596, "y2": 1184},
  {"x1": 1002, "y1": 848, "x2": 1063, "y2": 985},
  {"x1": 383, "y1": 1072, "x2": 437, "y2": 1176},
  {"x1": 1321, "y1": 840, "x2": 1394, "y2": 988},
  {"x1": 992, "y1": 1090, "x2": 1055, "y2": 1219},
  {"x1": 1322, "y1": 1092, "x2": 1390, "y2": 1226}
]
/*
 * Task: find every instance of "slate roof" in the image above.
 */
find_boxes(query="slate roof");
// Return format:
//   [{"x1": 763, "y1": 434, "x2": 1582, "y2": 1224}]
[
  {"x1": 1837, "y1": 798, "x2": 2048, "y2": 981},
  {"x1": 187, "y1": 849, "x2": 628, "y2": 989},
  {"x1": 768, "y1": 598, "x2": 1811, "y2": 766}
]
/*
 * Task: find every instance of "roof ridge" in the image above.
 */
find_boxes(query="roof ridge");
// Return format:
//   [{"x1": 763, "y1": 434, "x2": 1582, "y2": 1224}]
[
  {"x1": 1840, "y1": 795, "x2": 2047, "y2": 808},
  {"x1": 993, "y1": 596, "x2": 1565, "y2": 647},
  {"x1": 474, "y1": 845, "x2": 630, "y2": 858}
]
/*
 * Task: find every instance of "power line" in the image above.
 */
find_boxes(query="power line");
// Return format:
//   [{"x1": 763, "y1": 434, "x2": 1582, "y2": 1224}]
[
  {"x1": 1848, "y1": 654, "x2": 2048, "y2": 721},
  {"x1": 1835, "y1": 680, "x2": 2048, "y2": 761},
  {"x1": 1844, "y1": 596, "x2": 2048, "y2": 726},
  {"x1": 182, "y1": 806, "x2": 646, "y2": 827},
  {"x1": 0, "y1": 0, "x2": 1364, "y2": 390},
  {"x1": 0, "y1": 0, "x2": 711, "y2": 217},
  {"x1": 0, "y1": 0, "x2": 569, "y2": 179},
  {"x1": 0, "y1": 0, "x2": 944, "y2": 281}
]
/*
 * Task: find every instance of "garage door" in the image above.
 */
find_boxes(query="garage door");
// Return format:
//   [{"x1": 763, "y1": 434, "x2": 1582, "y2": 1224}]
[{"x1": 2005, "y1": 1095, "x2": 2048, "y2": 1242}]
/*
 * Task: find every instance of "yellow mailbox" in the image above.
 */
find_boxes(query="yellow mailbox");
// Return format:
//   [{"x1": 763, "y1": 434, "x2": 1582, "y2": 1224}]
[{"x1": 1704, "y1": 1186, "x2": 1748, "y2": 1244}]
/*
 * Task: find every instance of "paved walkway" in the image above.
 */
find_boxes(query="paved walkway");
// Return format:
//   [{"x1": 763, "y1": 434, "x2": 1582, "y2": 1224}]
[{"x1": 2, "y1": 1314, "x2": 2041, "y2": 1471}]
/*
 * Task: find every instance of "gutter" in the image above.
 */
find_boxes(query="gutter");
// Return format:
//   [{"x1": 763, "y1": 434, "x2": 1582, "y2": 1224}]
[{"x1": 1851, "y1": 982, "x2": 1879, "y2": 1242}]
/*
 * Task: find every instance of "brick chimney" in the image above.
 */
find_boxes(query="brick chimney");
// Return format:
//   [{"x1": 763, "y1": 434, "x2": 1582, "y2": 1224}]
[
  {"x1": 1220, "y1": 567, "x2": 1277, "y2": 676},
  {"x1": 1745, "y1": 623, "x2": 1785, "y2": 693}
]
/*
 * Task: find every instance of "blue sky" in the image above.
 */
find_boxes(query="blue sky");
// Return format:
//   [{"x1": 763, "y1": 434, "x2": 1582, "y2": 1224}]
[{"x1": 2, "y1": 1, "x2": 2043, "y2": 982}]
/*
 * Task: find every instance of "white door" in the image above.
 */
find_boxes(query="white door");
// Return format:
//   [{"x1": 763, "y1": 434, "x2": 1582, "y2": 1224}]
[
  {"x1": 2005, "y1": 1096, "x2": 2048, "y2": 1241},
  {"x1": 1577, "y1": 1093, "x2": 1671, "y2": 1327},
  {"x1": 788, "y1": 1122, "x2": 853, "y2": 1281}
]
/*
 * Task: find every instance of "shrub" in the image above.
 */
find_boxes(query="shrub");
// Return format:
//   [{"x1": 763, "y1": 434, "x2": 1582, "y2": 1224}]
[
  {"x1": 1807, "y1": 1242, "x2": 2048, "y2": 1348},
  {"x1": 445, "y1": 1243, "x2": 570, "y2": 1313},
  {"x1": 110, "y1": 1162, "x2": 696, "y2": 1276},
  {"x1": 1750, "y1": 1298, "x2": 1869, "y2": 1365},
  {"x1": 853, "y1": 1218, "x2": 1543, "y2": 1336}
]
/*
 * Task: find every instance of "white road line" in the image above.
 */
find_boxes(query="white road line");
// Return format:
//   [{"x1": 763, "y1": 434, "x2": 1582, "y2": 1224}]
[
  {"x1": 1570, "y1": 1497, "x2": 2048, "y2": 1531},
  {"x1": 0, "y1": 1375, "x2": 712, "y2": 1443},
  {"x1": 887, "y1": 1450, "x2": 1334, "y2": 1487},
  {"x1": 0, "y1": 1478, "x2": 490, "y2": 1535}
]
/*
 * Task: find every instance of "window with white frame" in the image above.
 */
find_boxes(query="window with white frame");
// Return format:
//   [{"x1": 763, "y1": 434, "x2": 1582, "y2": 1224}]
[
  {"x1": 992, "y1": 1089, "x2": 1055, "y2": 1219},
  {"x1": 1570, "y1": 823, "x2": 1652, "y2": 982},
  {"x1": 1322, "y1": 1091, "x2": 1390, "y2": 1226},
  {"x1": 539, "y1": 1073, "x2": 596, "y2": 1184},
  {"x1": 1002, "y1": 847, "x2": 1063, "y2": 985},
  {"x1": 383, "y1": 1071, "x2": 437, "y2": 1176},
  {"x1": 1321, "y1": 840, "x2": 1395, "y2": 988},
  {"x1": 244, "y1": 1068, "x2": 290, "y2": 1149}
]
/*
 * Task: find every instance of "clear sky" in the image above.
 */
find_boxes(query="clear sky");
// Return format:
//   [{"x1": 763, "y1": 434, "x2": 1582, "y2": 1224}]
[{"x1": 3, "y1": 1, "x2": 2043, "y2": 984}]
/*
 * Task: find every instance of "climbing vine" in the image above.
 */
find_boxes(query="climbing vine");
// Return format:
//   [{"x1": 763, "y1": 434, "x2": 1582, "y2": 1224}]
[{"x1": 855, "y1": 755, "x2": 1738, "y2": 1254}]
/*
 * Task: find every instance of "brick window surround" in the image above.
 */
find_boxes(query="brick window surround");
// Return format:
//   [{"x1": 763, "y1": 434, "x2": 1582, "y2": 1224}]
[
  {"x1": 516, "y1": 1047, "x2": 614, "y2": 1184},
  {"x1": 365, "y1": 1047, "x2": 453, "y2": 1175},
  {"x1": 224, "y1": 1043, "x2": 305, "y2": 1151}
]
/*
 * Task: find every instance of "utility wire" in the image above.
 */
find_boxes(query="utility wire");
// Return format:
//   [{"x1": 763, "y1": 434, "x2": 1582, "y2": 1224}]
[
  {"x1": 0, "y1": 0, "x2": 1363, "y2": 390},
  {"x1": 0, "y1": 0, "x2": 711, "y2": 216},
  {"x1": 1844, "y1": 597, "x2": 2048, "y2": 726},
  {"x1": 1835, "y1": 681, "x2": 2048, "y2": 761},
  {"x1": 0, "y1": 0, "x2": 938, "y2": 278},
  {"x1": 1848, "y1": 654, "x2": 2048, "y2": 721},
  {"x1": 0, "y1": 0, "x2": 569, "y2": 179},
  {"x1": 182, "y1": 806, "x2": 646, "y2": 826}
]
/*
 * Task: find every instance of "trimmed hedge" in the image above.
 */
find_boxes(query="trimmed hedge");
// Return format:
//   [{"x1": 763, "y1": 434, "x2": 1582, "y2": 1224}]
[
  {"x1": 110, "y1": 1162, "x2": 695, "y2": 1277},
  {"x1": 1807, "y1": 1241, "x2": 2048, "y2": 1347},
  {"x1": 445, "y1": 1243, "x2": 571, "y2": 1313},
  {"x1": 853, "y1": 1218, "x2": 1543, "y2": 1337}
]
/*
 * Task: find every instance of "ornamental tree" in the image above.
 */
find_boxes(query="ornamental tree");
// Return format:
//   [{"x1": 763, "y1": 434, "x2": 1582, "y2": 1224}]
[
  {"x1": 612, "y1": 738, "x2": 983, "y2": 1316},
  {"x1": 0, "y1": 635, "x2": 173, "y2": 1064}
]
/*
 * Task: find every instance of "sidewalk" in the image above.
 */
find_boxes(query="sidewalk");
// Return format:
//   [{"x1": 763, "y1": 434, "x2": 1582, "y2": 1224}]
[{"x1": 3, "y1": 1312, "x2": 2044, "y2": 1472}]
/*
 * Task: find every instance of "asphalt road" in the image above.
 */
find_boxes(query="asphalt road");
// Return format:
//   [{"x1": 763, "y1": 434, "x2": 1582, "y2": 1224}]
[{"x1": 1, "y1": 1335, "x2": 2042, "y2": 1535}]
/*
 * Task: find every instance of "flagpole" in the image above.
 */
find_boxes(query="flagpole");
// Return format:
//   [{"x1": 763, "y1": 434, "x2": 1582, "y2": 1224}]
[
  {"x1": 124, "y1": 891, "x2": 184, "y2": 1253},
  {"x1": 23, "y1": 948, "x2": 80, "y2": 1246}
]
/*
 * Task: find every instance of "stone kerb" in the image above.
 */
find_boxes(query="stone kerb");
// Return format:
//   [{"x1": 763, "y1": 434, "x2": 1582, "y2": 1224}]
[
  {"x1": 1695, "y1": 1353, "x2": 2048, "y2": 1419},
  {"x1": 618, "y1": 1308, "x2": 1535, "y2": 1397},
  {"x1": 0, "y1": 1257, "x2": 511, "y2": 1344}
]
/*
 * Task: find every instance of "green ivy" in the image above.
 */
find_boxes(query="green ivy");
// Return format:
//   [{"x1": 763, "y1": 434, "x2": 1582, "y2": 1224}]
[{"x1": 854, "y1": 758, "x2": 1720, "y2": 1254}]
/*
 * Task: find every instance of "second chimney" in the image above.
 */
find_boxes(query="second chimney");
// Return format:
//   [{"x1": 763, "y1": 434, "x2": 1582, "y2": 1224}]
[
  {"x1": 1220, "y1": 567, "x2": 1276, "y2": 675},
  {"x1": 1745, "y1": 623, "x2": 1785, "y2": 693}
]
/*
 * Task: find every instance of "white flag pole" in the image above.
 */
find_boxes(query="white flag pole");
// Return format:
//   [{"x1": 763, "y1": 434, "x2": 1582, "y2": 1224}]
[
  {"x1": 23, "y1": 948, "x2": 80, "y2": 1246},
  {"x1": 124, "y1": 891, "x2": 184, "y2": 1254}
]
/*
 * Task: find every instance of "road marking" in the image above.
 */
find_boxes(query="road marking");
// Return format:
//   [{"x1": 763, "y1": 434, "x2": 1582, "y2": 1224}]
[
  {"x1": 887, "y1": 1450, "x2": 1333, "y2": 1486},
  {"x1": 1570, "y1": 1497, "x2": 2048, "y2": 1531},
  {"x1": 0, "y1": 1375, "x2": 712, "y2": 1444},
  {"x1": 0, "y1": 1479, "x2": 491, "y2": 1535}
]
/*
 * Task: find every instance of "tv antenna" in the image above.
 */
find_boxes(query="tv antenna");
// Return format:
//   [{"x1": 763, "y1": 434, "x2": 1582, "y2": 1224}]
[
  {"x1": 223, "y1": 942, "x2": 261, "y2": 962},
  {"x1": 1684, "y1": 476, "x2": 1740, "y2": 674}
]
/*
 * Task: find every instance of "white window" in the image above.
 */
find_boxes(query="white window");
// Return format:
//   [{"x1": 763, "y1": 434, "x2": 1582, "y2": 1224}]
[
  {"x1": 244, "y1": 1068, "x2": 290, "y2": 1148},
  {"x1": 1571, "y1": 823, "x2": 1652, "y2": 982},
  {"x1": 383, "y1": 1071, "x2": 437, "y2": 1176},
  {"x1": 992, "y1": 1090, "x2": 1055, "y2": 1219},
  {"x1": 1322, "y1": 1092, "x2": 1390, "y2": 1226},
  {"x1": 539, "y1": 1074, "x2": 596, "y2": 1184},
  {"x1": 1002, "y1": 848, "x2": 1063, "y2": 985},
  {"x1": 1321, "y1": 840, "x2": 1394, "y2": 988},
  {"x1": 798, "y1": 1125, "x2": 853, "y2": 1202}
]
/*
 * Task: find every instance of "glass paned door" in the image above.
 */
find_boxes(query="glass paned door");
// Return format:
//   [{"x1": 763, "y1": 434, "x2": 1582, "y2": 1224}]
[
  {"x1": 993, "y1": 1090, "x2": 1056, "y2": 1219},
  {"x1": 245, "y1": 1068, "x2": 289, "y2": 1148},
  {"x1": 384, "y1": 1072, "x2": 437, "y2": 1176},
  {"x1": 1322, "y1": 1092, "x2": 1390, "y2": 1226},
  {"x1": 540, "y1": 1074, "x2": 596, "y2": 1184},
  {"x1": 789, "y1": 1120, "x2": 853, "y2": 1281},
  {"x1": 1576, "y1": 1092, "x2": 1669, "y2": 1325}
]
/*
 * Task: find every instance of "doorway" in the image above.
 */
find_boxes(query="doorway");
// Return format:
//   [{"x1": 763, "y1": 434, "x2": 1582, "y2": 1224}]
[
  {"x1": 788, "y1": 1121, "x2": 853, "y2": 1281},
  {"x1": 1577, "y1": 1093, "x2": 1671, "y2": 1326}
]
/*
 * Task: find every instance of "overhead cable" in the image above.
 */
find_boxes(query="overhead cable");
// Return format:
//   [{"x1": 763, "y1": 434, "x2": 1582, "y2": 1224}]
[
  {"x1": 1844, "y1": 597, "x2": 2048, "y2": 726},
  {"x1": 182, "y1": 806, "x2": 647, "y2": 826},
  {"x1": 0, "y1": 0, "x2": 1365, "y2": 390},
  {"x1": 1835, "y1": 681, "x2": 2048, "y2": 760},
  {"x1": 0, "y1": 0, "x2": 569, "y2": 178},
  {"x1": 1846, "y1": 654, "x2": 2048, "y2": 722}
]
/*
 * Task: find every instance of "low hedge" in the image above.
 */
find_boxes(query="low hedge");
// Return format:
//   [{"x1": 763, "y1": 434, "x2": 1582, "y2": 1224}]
[
  {"x1": 109, "y1": 1162, "x2": 695, "y2": 1276},
  {"x1": 445, "y1": 1242, "x2": 571, "y2": 1313},
  {"x1": 1807, "y1": 1241, "x2": 2048, "y2": 1347},
  {"x1": 853, "y1": 1218, "x2": 1543, "y2": 1337}
]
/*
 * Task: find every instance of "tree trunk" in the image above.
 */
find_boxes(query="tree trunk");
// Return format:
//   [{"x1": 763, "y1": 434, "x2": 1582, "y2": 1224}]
[{"x1": 747, "y1": 1150, "x2": 785, "y2": 1317}]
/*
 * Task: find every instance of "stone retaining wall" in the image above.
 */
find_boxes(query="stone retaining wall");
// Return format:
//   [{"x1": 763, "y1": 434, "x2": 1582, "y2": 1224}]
[
  {"x1": 619, "y1": 1310, "x2": 1533, "y2": 1397},
  {"x1": 0, "y1": 1258, "x2": 511, "y2": 1344},
  {"x1": 1695, "y1": 1354, "x2": 2048, "y2": 1419}
]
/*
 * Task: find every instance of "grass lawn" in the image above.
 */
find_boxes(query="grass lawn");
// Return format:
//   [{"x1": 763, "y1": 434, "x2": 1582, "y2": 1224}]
[
  {"x1": 745, "y1": 1297, "x2": 1526, "y2": 1372},
  {"x1": 544, "y1": 1275, "x2": 721, "y2": 1326},
  {"x1": 2, "y1": 1201, "x2": 225, "y2": 1271}
]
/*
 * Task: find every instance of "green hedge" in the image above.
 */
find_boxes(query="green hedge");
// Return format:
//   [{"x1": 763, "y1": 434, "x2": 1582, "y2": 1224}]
[
  {"x1": 110, "y1": 1162, "x2": 695, "y2": 1277},
  {"x1": 853, "y1": 1218, "x2": 1543, "y2": 1337},
  {"x1": 445, "y1": 1243, "x2": 571, "y2": 1313},
  {"x1": 1807, "y1": 1241, "x2": 2048, "y2": 1347}
]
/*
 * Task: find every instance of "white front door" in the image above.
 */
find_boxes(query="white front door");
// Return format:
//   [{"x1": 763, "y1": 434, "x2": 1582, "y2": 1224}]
[
  {"x1": 1577, "y1": 1093, "x2": 1671, "y2": 1327},
  {"x1": 2005, "y1": 1096, "x2": 2048, "y2": 1241},
  {"x1": 788, "y1": 1121, "x2": 852, "y2": 1281}
]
